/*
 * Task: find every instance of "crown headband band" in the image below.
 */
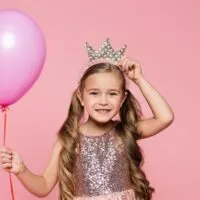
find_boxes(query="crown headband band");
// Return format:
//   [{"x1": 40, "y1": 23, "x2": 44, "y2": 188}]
[{"x1": 85, "y1": 38, "x2": 127, "y2": 67}]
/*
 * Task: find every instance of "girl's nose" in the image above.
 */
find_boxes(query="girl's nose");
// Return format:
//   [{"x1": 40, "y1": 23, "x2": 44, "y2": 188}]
[{"x1": 99, "y1": 95, "x2": 108, "y2": 105}]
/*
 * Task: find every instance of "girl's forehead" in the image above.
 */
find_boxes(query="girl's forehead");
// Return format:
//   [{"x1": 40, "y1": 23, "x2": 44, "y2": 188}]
[
  {"x1": 84, "y1": 72, "x2": 122, "y2": 90},
  {"x1": 84, "y1": 72, "x2": 121, "y2": 90}
]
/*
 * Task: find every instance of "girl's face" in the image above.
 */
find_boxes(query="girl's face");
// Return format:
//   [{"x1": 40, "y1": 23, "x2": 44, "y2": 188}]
[{"x1": 78, "y1": 72, "x2": 127, "y2": 124}]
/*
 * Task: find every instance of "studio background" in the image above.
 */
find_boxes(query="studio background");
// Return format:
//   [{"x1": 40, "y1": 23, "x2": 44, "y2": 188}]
[{"x1": 0, "y1": 0, "x2": 199, "y2": 200}]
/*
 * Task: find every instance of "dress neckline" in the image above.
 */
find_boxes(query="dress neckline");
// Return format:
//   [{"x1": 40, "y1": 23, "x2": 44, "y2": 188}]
[{"x1": 78, "y1": 121, "x2": 118, "y2": 138}]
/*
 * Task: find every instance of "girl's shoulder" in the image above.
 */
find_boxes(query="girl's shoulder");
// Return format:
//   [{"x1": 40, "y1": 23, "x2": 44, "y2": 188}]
[{"x1": 54, "y1": 138, "x2": 63, "y2": 150}]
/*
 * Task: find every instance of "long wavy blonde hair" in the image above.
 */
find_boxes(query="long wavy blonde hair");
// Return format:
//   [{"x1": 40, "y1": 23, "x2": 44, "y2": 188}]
[{"x1": 57, "y1": 63, "x2": 155, "y2": 200}]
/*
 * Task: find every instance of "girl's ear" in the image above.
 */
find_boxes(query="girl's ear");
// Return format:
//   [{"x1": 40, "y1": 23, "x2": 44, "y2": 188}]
[
  {"x1": 76, "y1": 88, "x2": 84, "y2": 106},
  {"x1": 120, "y1": 90, "x2": 128, "y2": 107}
]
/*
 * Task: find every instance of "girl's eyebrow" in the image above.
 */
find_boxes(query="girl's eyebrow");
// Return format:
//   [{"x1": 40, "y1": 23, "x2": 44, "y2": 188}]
[{"x1": 87, "y1": 88, "x2": 120, "y2": 92}]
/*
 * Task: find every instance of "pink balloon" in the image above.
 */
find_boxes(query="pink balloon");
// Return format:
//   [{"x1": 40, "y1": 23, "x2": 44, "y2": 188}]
[{"x1": 0, "y1": 9, "x2": 46, "y2": 107}]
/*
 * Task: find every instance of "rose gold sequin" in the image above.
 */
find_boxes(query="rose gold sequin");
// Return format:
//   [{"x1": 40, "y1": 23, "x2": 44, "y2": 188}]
[
  {"x1": 73, "y1": 189, "x2": 136, "y2": 200},
  {"x1": 73, "y1": 123, "x2": 136, "y2": 200}
]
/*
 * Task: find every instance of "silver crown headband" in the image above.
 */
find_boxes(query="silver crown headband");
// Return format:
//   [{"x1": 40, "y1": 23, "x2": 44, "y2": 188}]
[{"x1": 85, "y1": 38, "x2": 127, "y2": 66}]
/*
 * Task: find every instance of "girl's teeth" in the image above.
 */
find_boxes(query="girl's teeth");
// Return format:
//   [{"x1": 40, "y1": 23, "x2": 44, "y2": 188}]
[{"x1": 96, "y1": 109, "x2": 109, "y2": 113}]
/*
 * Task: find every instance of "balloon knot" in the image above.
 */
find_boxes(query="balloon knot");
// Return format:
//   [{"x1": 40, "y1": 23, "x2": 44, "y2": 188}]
[{"x1": 0, "y1": 106, "x2": 9, "y2": 113}]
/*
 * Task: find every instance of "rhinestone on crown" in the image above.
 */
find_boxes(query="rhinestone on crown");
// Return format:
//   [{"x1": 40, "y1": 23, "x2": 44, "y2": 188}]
[{"x1": 85, "y1": 38, "x2": 127, "y2": 65}]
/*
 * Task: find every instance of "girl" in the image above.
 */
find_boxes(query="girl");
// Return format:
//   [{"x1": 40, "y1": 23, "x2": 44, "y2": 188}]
[{"x1": 0, "y1": 39, "x2": 174, "y2": 200}]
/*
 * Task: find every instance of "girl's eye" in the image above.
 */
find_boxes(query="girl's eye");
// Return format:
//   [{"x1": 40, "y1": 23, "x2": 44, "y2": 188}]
[
  {"x1": 90, "y1": 92, "x2": 98, "y2": 95},
  {"x1": 89, "y1": 92, "x2": 117, "y2": 96}
]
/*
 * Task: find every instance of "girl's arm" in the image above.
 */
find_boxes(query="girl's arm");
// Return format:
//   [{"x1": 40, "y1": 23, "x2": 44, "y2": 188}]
[
  {"x1": 120, "y1": 56, "x2": 174, "y2": 139},
  {"x1": 134, "y1": 77, "x2": 174, "y2": 139},
  {"x1": 1, "y1": 140, "x2": 61, "y2": 197},
  {"x1": 16, "y1": 139, "x2": 62, "y2": 197}
]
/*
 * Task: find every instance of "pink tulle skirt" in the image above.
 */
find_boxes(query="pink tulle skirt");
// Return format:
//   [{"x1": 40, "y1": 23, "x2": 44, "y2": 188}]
[{"x1": 73, "y1": 189, "x2": 136, "y2": 200}]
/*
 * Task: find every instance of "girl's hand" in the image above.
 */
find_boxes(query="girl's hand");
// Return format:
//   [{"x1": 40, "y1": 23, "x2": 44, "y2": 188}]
[
  {"x1": 119, "y1": 56, "x2": 144, "y2": 84},
  {"x1": 0, "y1": 146, "x2": 25, "y2": 175}
]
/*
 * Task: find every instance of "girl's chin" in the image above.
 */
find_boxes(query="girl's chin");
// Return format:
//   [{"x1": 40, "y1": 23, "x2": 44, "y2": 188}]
[{"x1": 90, "y1": 113, "x2": 117, "y2": 123}]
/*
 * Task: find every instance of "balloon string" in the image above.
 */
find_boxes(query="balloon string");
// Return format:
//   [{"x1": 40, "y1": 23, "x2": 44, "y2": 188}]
[
  {"x1": 1, "y1": 106, "x2": 9, "y2": 145},
  {"x1": 9, "y1": 173, "x2": 15, "y2": 200},
  {"x1": 1, "y1": 106, "x2": 15, "y2": 200}
]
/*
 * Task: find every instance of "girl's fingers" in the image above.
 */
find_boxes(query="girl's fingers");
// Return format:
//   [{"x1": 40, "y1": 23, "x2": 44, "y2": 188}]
[
  {"x1": 120, "y1": 56, "x2": 127, "y2": 66},
  {"x1": 0, "y1": 148, "x2": 13, "y2": 155},
  {"x1": 127, "y1": 61, "x2": 133, "y2": 71},
  {"x1": 1, "y1": 157, "x2": 12, "y2": 164},
  {"x1": 119, "y1": 55, "x2": 126, "y2": 65},
  {"x1": 1, "y1": 152, "x2": 12, "y2": 159},
  {"x1": 2, "y1": 163, "x2": 12, "y2": 168},
  {"x1": 121, "y1": 57, "x2": 135, "y2": 71},
  {"x1": 0, "y1": 152, "x2": 13, "y2": 166},
  {"x1": 122, "y1": 58, "x2": 129, "y2": 71},
  {"x1": 128, "y1": 63, "x2": 135, "y2": 71}
]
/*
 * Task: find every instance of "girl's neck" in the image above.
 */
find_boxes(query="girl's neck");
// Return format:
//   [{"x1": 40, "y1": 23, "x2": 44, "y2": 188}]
[{"x1": 80, "y1": 118, "x2": 117, "y2": 136}]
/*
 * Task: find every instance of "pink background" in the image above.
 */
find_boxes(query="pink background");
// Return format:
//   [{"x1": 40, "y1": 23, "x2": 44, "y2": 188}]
[{"x1": 0, "y1": 0, "x2": 199, "y2": 199}]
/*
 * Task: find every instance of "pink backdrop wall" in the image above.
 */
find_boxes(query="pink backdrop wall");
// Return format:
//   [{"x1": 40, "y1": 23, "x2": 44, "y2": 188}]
[{"x1": 0, "y1": 0, "x2": 199, "y2": 199}]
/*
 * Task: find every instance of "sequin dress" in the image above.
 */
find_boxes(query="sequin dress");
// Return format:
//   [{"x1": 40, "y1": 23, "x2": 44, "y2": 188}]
[{"x1": 73, "y1": 123, "x2": 136, "y2": 200}]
